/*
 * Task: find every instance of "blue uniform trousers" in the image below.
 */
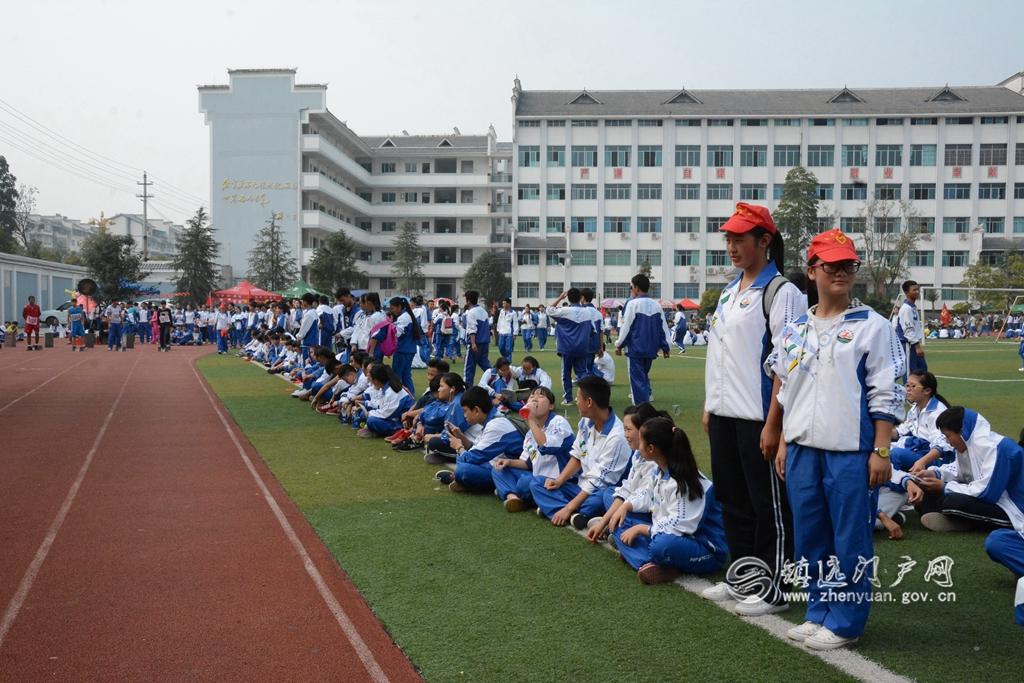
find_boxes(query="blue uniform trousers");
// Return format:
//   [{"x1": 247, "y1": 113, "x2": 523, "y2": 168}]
[
  {"x1": 627, "y1": 355, "x2": 654, "y2": 404},
  {"x1": 614, "y1": 516, "x2": 725, "y2": 574},
  {"x1": 391, "y1": 351, "x2": 416, "y2": 395},
  {"x1": 454, "y1": 459, "x2": 496, "y2": 492},
  {"x1": 530, "y1": 478, "x2": 607, "y2": 520},
  {"x1": 107, "y1": 322, "x2": 123, "y2": 349},
  {"x1": 560, "y1": 354, "x2": 590, "y2": 402},
  {"x1": 366, "y1": 415, "x2": 402, "y2": 437},
  {"x1": 497, "y1": 333, "x2": 514, "y2": 361},
  {"x1": 984, "y1": 529, "x2": 1024, "y2": 626},
  {"x1": 464, "y1": 343, "x2": 491, "y2": 385},
  {"x1": 492, "y1": 467, "x2": 534, "y2": 503},
  {"x1": 522, "y1": 329, "x2": 533, "y2": 351}
]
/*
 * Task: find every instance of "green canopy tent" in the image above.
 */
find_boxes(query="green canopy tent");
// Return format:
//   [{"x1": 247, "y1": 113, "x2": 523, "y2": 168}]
[{"x1": 278, "y1": 280, "x2": 324, "y2": 299}]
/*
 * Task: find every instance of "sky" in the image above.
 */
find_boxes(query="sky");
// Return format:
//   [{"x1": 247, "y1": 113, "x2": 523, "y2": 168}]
[{"x1": 2, "y1": 0, "x2": 1022, "y2": 225}]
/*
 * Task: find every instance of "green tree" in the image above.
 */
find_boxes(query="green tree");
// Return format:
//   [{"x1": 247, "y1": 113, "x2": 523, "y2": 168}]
[
  {"x1": 774, "y1": 166, "x2": 820, "y2": 270},
  {"x1": 463, "y1": 250, "x2": 511, "y2": 306},
  {"x1": 638, "y1": 259, "x2": 653, "y2": 279},
  {"x1": 699, "y1": 287, "x2": 722, "y2": 315},
  {"x1": 858, "y1": 199, "x2": 921, "y2": 299},
  {"x1": 0, "y1": 156, "x2": 20, "y2": 253},
  {"x1": 13, "y1": 183, "x2": 38, "y2": 253},
  {"x1": 392, "y1": 221, "x2": 425, "y2": 293},
  {"x1": 308, "y1": 229, "x2": 367, "y2": 292},
  {"x1": 961, "y1": 262, "x2": 1010, "y2": 309},
  {"x1": 79, "y1": 231, "x2": 148, "y2": 303},
  {"x1": 172, "y1": 206, "x2": 221, "y2": 306},
  {"x1": 247, "y1": 214, "x2": 298, "y2": 291}
]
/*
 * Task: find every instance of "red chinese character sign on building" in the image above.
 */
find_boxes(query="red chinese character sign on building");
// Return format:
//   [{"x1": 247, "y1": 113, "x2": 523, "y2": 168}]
[
  {"x1": 952, "y1": 166, "x2": 962, "y2": 178},
  {"x1": 682, "y1": 168, "x2": 692, "y2": 179},
  {"x1": 849, "y1": 167, "x2": 860, "y2": 180},
  {"x1": 716, "y1": 167, "x2": 725, "y2": 179},
  {"x1": 883, "y1": 167, "x2": 893, "y2": 179},
  {"x1": 580, "y1": 168, "x2": 589, "y2": 179},
  {"x1": 613, "y1": 167, "x2": 622, "y2": 179},
  {"x1": 988, "y1": 166, "x2": 998, "y2": 178}
]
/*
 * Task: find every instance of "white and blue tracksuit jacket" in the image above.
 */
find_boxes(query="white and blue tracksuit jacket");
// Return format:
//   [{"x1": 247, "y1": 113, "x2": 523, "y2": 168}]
[
  {"x1": 894, "y1": 397, "x2": 952, "y2": 453},
  {"x1": 547, "y1": 304, "x2": 597, "y2": 356},
  {"x1": 519, "y1": 414, "x2": 576, "y2": 479},
  {"x1": 513, "y1": 365, "x2": 553, "y2": 389},
  {"x1": 614, "y1": 296, "x2": 672, "y2": 359},
  {"x1": 571, "y1": 412, "x2": 633, "y2": 494},
  {"x1": 613, "y1": 450, "x2": 657, "y2": 502},
  {"x1": 893, "y1": 299, "x2": 924, "y2": 346},
  {"x1": 465, "y1": 305, "x2": 491, "y2": 345},
  {"x1": 459, "y1": 409, "x2": 527, "y2": 466},
  {"x1": 627, "y1": 471, "x2": 727, "y2": 552},
  {"x1": 367, "y1": 386, "x2": 412, "y2": 420}
]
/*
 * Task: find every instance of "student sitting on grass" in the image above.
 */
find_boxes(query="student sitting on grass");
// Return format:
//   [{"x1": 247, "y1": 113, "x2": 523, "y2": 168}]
[
  {"x1": 478, "y1": 357, "x2": 519, "y2": 402},
  {"x1": 593, "y1": 342, "x2": 616, "y2": 384},
  {"x1": 891, "y1": 371, "x2": 953, "y2": 472},
  {"x1": 491, "y1": 387, "x2": 575, "y2": 512},
  {"x1": 292, "y1": 347, "x2": 334, "y2": 399},
  {"x1": 311, "y1": 362, "x2": 357, "y2": 412},
  {"x1": 530, "y1": 375, "x2": 632, "y2": 529},
  {"x1": 268, "y1": 340, "x2": 301, "y2": 374},
  {"x1": 513, "y1": 356, "x2": 553, "y2": 390},
  {"x1": 388, "y1": 359, "x2": 449, "y2": 445},
  {"x1": 338, "y1": 357, "x2": 374, "y2": 424},
  {"x1": 316, "y1": 363, "x2": 360, "y2": 416},
  {"x1": 356, "y1": 364, "x2": 416, "y2": 439},
  {"x1": 612, "y1": 417, "x2": 728, "y2": 584},
  {"x1": 390, "y1": 374, "x2": 447, "y2": 451},
  {"x1": 435, "y1": 386, "x2": 528, "y2": 493},
  {"x1": 586, "y1": 403, "x2": 667, "y2": 542},
  {"x1": 423, "y1": 373, "x2": 473, "y2": 464}
]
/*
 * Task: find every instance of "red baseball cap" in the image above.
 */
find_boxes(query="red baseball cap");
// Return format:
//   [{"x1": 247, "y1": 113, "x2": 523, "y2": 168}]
[
  {"x1": 721, "y1": 202, "x2": 777, "y2": 235},
  {"x1": 807, "y1": 228, "x2": 860, "y2": 264}
]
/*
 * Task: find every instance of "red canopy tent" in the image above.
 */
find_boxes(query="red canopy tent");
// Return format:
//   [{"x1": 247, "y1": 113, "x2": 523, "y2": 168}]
[
  {"x1": 677, "y1": 298, "x2": 700, "y2": 310},
  {"x1": 212, "y1": 280, "x2": 282, "y2": 304}
]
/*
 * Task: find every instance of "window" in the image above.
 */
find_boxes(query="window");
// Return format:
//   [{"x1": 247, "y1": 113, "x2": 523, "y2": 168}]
[
  {"x1": 840, "y1": 217, "x2": 866, "y2": 233},
  {"x1": 910, "y1": 144, "x2": 936, "y2": 166},
  {"x1": 517, "y1": 282, "x2": 539, "y2": 298},
  {"x1": 517, "y1": 217, "x2": 539, "y2": 233},
  {"x1": 606, "y1": 119, "x2": 632, "y2": 127},
  {"x1": 909, "y1": 183, "x2": 935, "y2": 200},
  {"x1": 1015, "y1": 217, "x2": 1024, "y2": 234},
  {"x1": 435, "y1": 248, "x2": 457, "y2": 264},
  {"x1": 381, "y1": 221, "x2": 396, "y2": 232},
  {"x1": 518, "y1": 184, "x2": 540, "y2": 200},
  {"x1": 571, "y1": 119, "x2": 597, "y2": 127},
  {"x1": 775, "y1": 118, "x2": 800, "y2": 127},
  {"x1": 842, "y1": 144, "x2": 868, "y2": 166},
  {"x1": 604, "y1": 282, "x2": 631, "y2": 299},
  {"x1": 981, "y1": 217, "x2": 1005, "y2": 233},
  {"x1": 674, "y1": 283, "x2": 699, "y2": 298},
  {"x1": 741, "y1": 118, "x2": 768, "y2": 126},
  {"x1": 572, "y1": 250, "x2": 597, "y2": 265},
  {"x1": 546, "y1": 250, "x2": 563, "y2": 265},
  {"x1": 909, "y1": 251, "x2": 934, "y2": 267},
  {"x1": 674, "y1": 184, "x2": 699, "y2": 200},
  {"x1": 381, "y1": 192, "x2": 396, "y2": 203},
  {"x1": 546, "y1": 282, "x2": 563, "y2": 299},
  {"x1": 546, "y1": 184, "x2": 566, "y2": 200},
  {"x1": 604, "y1": 217, "x2": 630, "y2": 233},
  {"x1": 638, "y1": 145, "x2": 662, "y2": 167},
  {"x1": 636, "y1": 250, "x2": 661, "y2": 266},
  {"x1": 981, "y1": 116, "x2": 1008, "y2": 124},
  {"x1": 840, "y1": 184, "x2": 867, "y2": 200},
  {"x1": 461, "y1": 248, "x2": 474, "y2": 262},
  {"x1": 706, "y1": 217, "x2": 728, "y2": 233},
  {"x1": 675, "y1": 119, "x2": 701, "y2": 127},
  {"x1": 945, "y1": 116, "x2": 974, "y2": 125},
  {"x1": 518, "y1": 146, "x2": 540, "y2": 167},
  {"x1": 811, "y1": 218, "x2": 832, "y2": 231},
  {"x1": 546, "y1": 217, "x2": 565, "y2": 233},
  {"x1": 708, "y1": 119, "x2": 733, "y2": 127},
  {"x1": 911, "y1": 117, "x2": 937, "y2": 126},
  {"x1": 675, "y1": 145, "x2": 700, "y2": 167},
  {"x1": 637, "y1": 184, "x2": 662, "y2": 200},
  {"x1": 740, "y1": 183, "x2": 767, "y2": 200},
  {"x1": 875, "y1": 184, "x2": 901, "y2": 200},
  {"x1": 911, "y1": 218, "x2": 935, "y2": 234},
  {"x1": 944, "y1": 144, "x2": 972, "y2": 166},
  {"x1": 546, "y1": 119, "x2": 566, "y2": 128},
  {"x1": 638, "y1": 119, "x2": 663, "y2": 127},
  {"x1": 1017, "y1": 144, "x2": 1024, "y2": 166},
  {"x1": 461, "y1": 219, "x2": 474, "y2": 233},
  {"x1": 461, "y1": 190, "x2": 474, "y2": 203},
  {"x1": 845, "y1": 118, "x2": 869, "y2": 126},
  {"x1": 571, "y1": 216, "x2": 597, "y2": 233},
  {"x1": 707, "y1": 184, "x2": 733, "y2": 200},
  {"x1": 874, "y1": 217, "x2": 900, "y2": 234},
  {"x1": 707, "y1": 250, "x2": 730, "y2": 266},
  {"x1": 604, "y1": 250, "x2": 631, "y2": 266},
  {"x1": 980, "y1": 144, "x2": 1007, "y2": 166},
  {"x1": 402, "y1": 191, "x2": 418, "y2": 203},
  {"x1": 674, "y1": 250, "x2": 699, "y2": 266},
  {"x1": 571, "y1": 145, "x2": 598, "y2": 167},
  {"x1": 1016, "y1": 183, "x2": 1024, "y2": 199},
  {"x1": 807, "y1": 145, "x2": 834, "y2": 167},
  {"x1": 978, "y1": 183, "x2": 1006, "y2": 199},
  {"x1": 943, "y1": 183, "x2": 970, "y2": 200},
  {"x1": 381, "y1": 162, "x2": 396, "y2": 174},
  {"x1": 605, "y1": 145, "x2": 631, "y2": 167},
  {"x1": 708, "y1": 145, "x2": 734, "y2": 167},
  {"x1": 979, "y1": 251, "x2": 1005, "y2": 267},
  {"x1": 810, "y1": 118, "x2": 835, "y2": 127},
  {"x1": 571, "y1": 184, "x2": 597, "y2": 200},
  {"x1": 876, "y1": 117, "x2": 904, "y2": 126},
  {"x1": 942, "y1": 251, "x2": 969, "y2": 267},
  {"x1": 740, "y1": 145, "x2": 767, "y2": 167},
  {"x1": 547, "y1": 146, "x2": 565, "y2": 167},
  {"x1": 404, "y1": 162, "x2": 417, "y2": 173},
  {"x1": 517, "y1": 250, "x2": 540, "y2": 266},
  {"x1": 774, "y1": 145, "x2": 801, "y2": 167},
  {"x1": 378, "y1": 277, "x2": 395, "y2": 289},
  {"x1": 605, "y1": 184, "x2": 630, "y2": 200},
  {"x1": 674, "y1": 217, "x2": 699, "y2": 233},
  {"x1": 637, "y1": 217, "x2": 662, "y2": 233},
  {"x1": 518, "y1": 120, "x2": 540, "y2": 128},
  {"x1": 942, "y1": 217, "x2": 970, "y2": 233},
  {"x1": 461, "y1": 160, "x2": 474, "y2": 173},
  {"x1": 816, "y1": 184, "x2": 834, "y2": 200},
  {"x1": 876, "y1": 144, "x2": 903, "y2": 167},
  {"x1": 380, "y1": 250, "x2": 395, "y2": 262}
]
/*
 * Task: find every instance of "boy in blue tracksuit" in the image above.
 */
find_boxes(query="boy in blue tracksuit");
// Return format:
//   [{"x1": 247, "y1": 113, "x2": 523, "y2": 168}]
[
  {"x1": 463, "y1": 290, "x2": 492, "y2": 385},
  {"x1": 296, "y1": 293, "x2": 319, "y2": 360},
  {"x1": 388, "y1": 296, "x2": 422, "y2": 395},
  {"x1": 317, "y1": 295, "x2": 335, "y2": 349},
  {"x1": 614, "y1": 274, "x2": 671, "y2": 404},
  {"x1": 547, "y1": 288, "x2": 597, "y2": 405},
  {"x1": 580, "y1": 288, "x2": 603, "y2": 375}
]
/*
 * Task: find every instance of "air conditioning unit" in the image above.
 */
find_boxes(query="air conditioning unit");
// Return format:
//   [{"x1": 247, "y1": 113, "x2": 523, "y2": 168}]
[
  {"x1": 958, "y1": 233, "x2": 967, "y2": 241},
  {"x1": 921, "y1": 233, "x2": 932, "y2": 242},
  {"x1": 689, "y1": 233, "x2": 698, "y2": 241},
  {"x1": 689, "y1": 273, "x2": 698, "y2": 282},
  {"x1": 619, "y1": 232, "x2": 630, "y2": 240},
  {"x1": 651, "y1": 232, "x2": 661, "y2": 240},
  {"x1": 586, "y1": 233, "x2": 595, "y2": 241}
]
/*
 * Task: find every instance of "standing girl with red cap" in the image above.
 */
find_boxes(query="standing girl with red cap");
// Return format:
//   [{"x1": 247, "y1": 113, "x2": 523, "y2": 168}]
[
  {"x1": 773, "y1": 228, "x2": 905, "y2": 650},
  {"x1": 701, "y1": 202, "x2": 805, "y2": 616}
]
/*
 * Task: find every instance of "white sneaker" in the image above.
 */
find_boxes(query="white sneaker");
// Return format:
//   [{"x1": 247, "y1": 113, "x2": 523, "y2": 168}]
[
  {"x1": 804, "y1": 626, "x2": 859, "y2": 650},
  {"x1": 700, "y1": 581, "x2": 736, "y2": 602},
  {"x1": 290, "y1": 389, "x2": 303, "y2": 397},
  {"x1": 733, "y1": 595, "x2": 790, "y2": 616},
  {"x1": 786, "y1": 621, "x2": 823, "y2": 642}
]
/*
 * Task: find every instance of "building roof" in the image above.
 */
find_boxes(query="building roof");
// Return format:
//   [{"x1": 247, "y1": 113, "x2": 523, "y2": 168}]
[
  {"x1": 515, "y1": 85, "x2": 1024, "y2": 117},
  {"x1": 361, "y1": 134, "x2": 489, "y2": 150}
]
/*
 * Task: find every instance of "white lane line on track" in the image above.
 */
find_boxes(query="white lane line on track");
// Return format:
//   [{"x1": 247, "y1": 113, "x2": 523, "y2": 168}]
[
  {"x1": 189, "y1": 360, "x2": 390, "y2": 683},
  {"x1": 934, "y1": 374, "x2": 1024, "y2": 383},
  {"x1": 0, "y1": 353, "x2": 142, "y2": 649},
  {"x1": 0, "y1": 356, "x2": 90, "y2": 414}
]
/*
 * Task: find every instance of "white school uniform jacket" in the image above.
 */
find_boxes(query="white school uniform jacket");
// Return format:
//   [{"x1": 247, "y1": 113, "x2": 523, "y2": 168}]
[
  {"x1": 613, "y1": 450, "x2": 656, "y2": 502},
  {"x1": 215, "y1": 312, "x2": 231, "y2": 331},
  {"x1": 774, "y1": 301, "x2": 906, "y2": 453},
  {"x1": 496, "y1": 309, "x2": 518, "y2": 336},
  {"x1": 368, "y1": 386, "x2": 408, "y2": 419},
  {"x1": 464, "y1": 305, "x2": 491, "y2": 343},
  {"x1": 535, "y1": 311, "x2": 548, "y2": 330},
  {"x1": 930, "y1": 410, "x2": 1024, "y2": 536},
  {"x1": 520, "y1": 311, "x2": 535, "y2": 330},
  {"x1": 614, "y1": 296, "x2": 672, "y2": 359},
  {"x1": 894, "y1": 299, "x2": 924, "y2": 346},
  {"x1": 477, "y1": 368, "x2": 516, "y2": 396},
  {"x1": 519, "y1": 414, "x2": 575, "y2": 479},
  {"x1": 894, "y1": 397, "x2": 951, "y2": 453},
  {"x1": 570, "y1": 412, "x2": 633, "y2": 494},
  {"x1": 296, "y1": 309, "x2": 317, "y2": 343},
  {"x1": 627, "y1": 471, "x2": 717, "y2": 538},
  {"x1": 342, "y1": 373, "x2": 371, "y2": 403},
  {"x1": 513, "y1": 365, "x2": 553, "y2": 389},
  {"x1": 705, "y1": 264, "x2": 806, "y2": 422},
  {"x1": 593, "y1": 353, "x2": 616, "y2": 384}
]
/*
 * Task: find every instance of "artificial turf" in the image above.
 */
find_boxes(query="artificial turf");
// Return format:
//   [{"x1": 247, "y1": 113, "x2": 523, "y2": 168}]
[{"x1": 199, "y1": 338, "x2": 1024, "y2": 682}]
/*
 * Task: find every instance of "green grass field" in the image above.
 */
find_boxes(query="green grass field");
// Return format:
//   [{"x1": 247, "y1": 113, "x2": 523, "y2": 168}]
[{"x1": 199, "y1": 339, "x2": 1024, "y2": 682}]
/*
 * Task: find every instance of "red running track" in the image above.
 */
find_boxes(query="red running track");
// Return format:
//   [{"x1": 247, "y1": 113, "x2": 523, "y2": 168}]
[{"x1": 0, "y1": 344, "x2": 420, "y2": 681}]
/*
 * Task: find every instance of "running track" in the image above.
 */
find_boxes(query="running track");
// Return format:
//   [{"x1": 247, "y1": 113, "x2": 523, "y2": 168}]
[{"x1": 0, "y1": 343, "x2": 420, "y2": 681}]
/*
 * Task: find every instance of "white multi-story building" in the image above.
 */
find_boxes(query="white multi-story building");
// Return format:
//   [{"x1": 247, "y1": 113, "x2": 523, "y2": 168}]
[
  {"x1": 24, "y1": 213, "x2": 183, "y2": 259},
  {"x1": 198, "y1": 69, "x2": 513, "y2": 299},
  {"x1": 510, "y1": 75, "x2": 1024, "y2": 306},
  {"x1": 104, "y1": 214, "x2": 183, "y2": 260},
  {"x1": 24, "y1": 214, "x2": 95, "y2": 254}
]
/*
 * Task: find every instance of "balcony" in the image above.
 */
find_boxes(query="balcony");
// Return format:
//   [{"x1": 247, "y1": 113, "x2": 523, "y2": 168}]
[
  {"x1": 490, "y1": 203, "x2": 512, "y2": 213},
  {"x1": 301, "y1": 210, "x2": 495, "y2": 248},
  {"x1": 491, "y1": 172, "x2": 513, "y2": 183},
  {"x1": 303, "y1": 172, "x2": 491, "y2": 218}
]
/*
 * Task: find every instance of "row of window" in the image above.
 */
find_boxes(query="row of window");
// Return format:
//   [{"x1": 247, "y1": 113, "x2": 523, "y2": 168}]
[
  {"x1": 515, "y1": 248, "x2": 974, "y2": 269},
  {"x1": 517, "y1": 116, "x2": 1023, "y2": 129},
  {"x1": 378, "y1": 160, "x2": 476, "y2": 174},
  {"x1": 376, "y1": 248, "x2": 477, "y2": 264},
  {"x1": 515, "y1": 281, "x2": 684, "y2": 300}
]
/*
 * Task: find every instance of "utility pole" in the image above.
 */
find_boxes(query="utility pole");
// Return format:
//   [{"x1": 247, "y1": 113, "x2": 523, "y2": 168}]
[{"x1": 136, "y1": 171, "x2": 154, "y2": 260}]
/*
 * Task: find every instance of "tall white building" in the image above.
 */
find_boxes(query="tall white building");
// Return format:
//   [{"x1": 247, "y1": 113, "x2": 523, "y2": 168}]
[
  {"x1": 198, "y1": 69, "x2": 513, "y2": 299},
  {"x1": 510, "y1": 76, "x2": 1024, "y2": 306}
]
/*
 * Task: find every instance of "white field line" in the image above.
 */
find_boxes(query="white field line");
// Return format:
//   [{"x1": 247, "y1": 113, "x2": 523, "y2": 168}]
[{"x1": 0, "y1": 356, "x2": 90, "y2": 414}]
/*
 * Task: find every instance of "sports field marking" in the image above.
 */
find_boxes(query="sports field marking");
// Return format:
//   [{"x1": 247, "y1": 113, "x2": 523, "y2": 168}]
[
  {"x1": 0, "y1": 356, "x2": 89, "y2": 414},
  {"x1": 934, "y1": 374, "x2": 1024, "y2": 383},
  {"x1": 0, "y1": 353, "x2": 142, "y2": 650},
  {"x1": 189, "y1": 360, "x2": 390, "y2": 683}
]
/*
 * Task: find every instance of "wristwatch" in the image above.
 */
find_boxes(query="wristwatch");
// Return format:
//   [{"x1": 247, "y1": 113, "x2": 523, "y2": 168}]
[{"x1": 872, "y1": 447, "x2": 891, "y2": 459}]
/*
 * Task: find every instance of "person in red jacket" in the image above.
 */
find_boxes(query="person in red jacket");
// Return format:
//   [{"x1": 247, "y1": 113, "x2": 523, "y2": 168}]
[{"x1": 23, "y1": 295, "x2": 42, "y2": 351}]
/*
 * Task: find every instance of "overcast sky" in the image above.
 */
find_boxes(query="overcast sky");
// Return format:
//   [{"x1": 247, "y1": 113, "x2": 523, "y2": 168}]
[{"x1": 2, "y1": 0, "x2": 1022, "y2": 225}]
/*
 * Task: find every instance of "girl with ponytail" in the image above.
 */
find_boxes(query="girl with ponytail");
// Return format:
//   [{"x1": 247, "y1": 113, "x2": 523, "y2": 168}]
[
  {"x1": 892, "y1": 371, "x2": 955, "y2": 473},
  {"x1": 613, "y1": 417, "x2": 729, "y2": 585},
  {"x1": 388, "y1": 296, "x2": 423, "y2": 395}
]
